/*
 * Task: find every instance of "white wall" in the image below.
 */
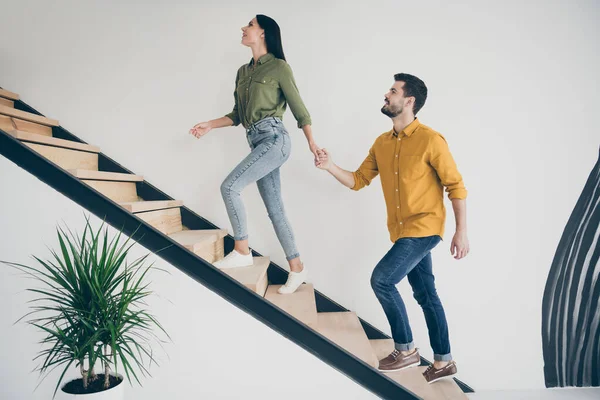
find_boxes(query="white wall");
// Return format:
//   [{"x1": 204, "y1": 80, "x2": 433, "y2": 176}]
[{"x1": 1, "y1": 0, "x2": 599, "y2": 394}]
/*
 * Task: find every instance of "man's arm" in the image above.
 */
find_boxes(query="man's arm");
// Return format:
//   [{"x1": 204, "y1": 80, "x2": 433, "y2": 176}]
[
  {"x1": 324, "y1": 161, "x2": 356, "y2": 188},
  {"x1": 317, "y1": 147, "x2": 379, "y2": 190},
  {"x1": 429, "y1": 135, "x2": 469, "y2": 259},
  {"x1": 450, "y1": 198, "x2": 469, "y2": 259}
]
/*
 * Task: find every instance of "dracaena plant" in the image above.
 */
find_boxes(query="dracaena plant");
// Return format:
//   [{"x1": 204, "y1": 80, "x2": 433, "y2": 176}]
[{"x1": 2, "y1": 217, "x2": 169, "y2": 398}]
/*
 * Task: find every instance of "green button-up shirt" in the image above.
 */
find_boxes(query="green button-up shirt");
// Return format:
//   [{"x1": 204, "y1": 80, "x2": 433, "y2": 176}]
[{"x1": 224, "y1": 53, "x2": 312, "y2": 129}]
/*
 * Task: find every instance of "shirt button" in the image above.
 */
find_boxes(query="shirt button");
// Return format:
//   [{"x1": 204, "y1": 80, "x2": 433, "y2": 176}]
[
  {"x1": 397, "y1": 206, "x2": 399, "y2": 208},
  {"x1": 396, "y1": 189, "x2": 398, "y2": 191},
  {"x1": 395, "y1": 155, "x2": 398, "y2": 158},
  {"x1": 395, "y1": 172, "x2": 398, "y2": 174},
  {"x1": 400, "y1": 222, "x2": 403, "y2": 225}
]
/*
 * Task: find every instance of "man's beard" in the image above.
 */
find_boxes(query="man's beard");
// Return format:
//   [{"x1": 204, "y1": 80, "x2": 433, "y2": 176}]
[{"x1": 381, "y1": 103, "x2": 402, "y2": 118}]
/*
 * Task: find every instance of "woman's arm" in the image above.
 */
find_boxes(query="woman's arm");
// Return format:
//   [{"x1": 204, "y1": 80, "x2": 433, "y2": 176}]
[{"x1": 190, "y1": 116, "x2": 234, "y2": 138}]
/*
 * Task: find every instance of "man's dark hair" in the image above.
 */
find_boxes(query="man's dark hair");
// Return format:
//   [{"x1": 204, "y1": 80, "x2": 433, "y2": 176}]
[{"x1": 394, "y1": 73, "x2": 427, "y2": 115}]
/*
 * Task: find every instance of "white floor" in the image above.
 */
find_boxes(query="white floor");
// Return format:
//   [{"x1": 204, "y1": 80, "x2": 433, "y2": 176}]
[{"x1": 467, "y1": 387, "x2": 600, "y2": 400}]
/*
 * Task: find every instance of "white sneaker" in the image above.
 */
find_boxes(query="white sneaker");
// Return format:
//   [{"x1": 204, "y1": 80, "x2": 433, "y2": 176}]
[
  {"x1": 277, "y1": 265, "x2": 307, "y2": 294},
  {"x1": 213, "y1": 250, "x2": 253, "y2": 269}
]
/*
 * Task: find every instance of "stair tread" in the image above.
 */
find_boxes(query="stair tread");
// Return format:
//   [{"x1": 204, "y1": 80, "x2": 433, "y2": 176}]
[
  {"x1": 1, "y1": 115, "x2": 52, "y2": 136},
  {"x1": 169, "y1": 229, "x2": 227, "y2": 250},
  {"x1": 7, "y1": 130, "x2": 100, "y2": 152},
  {"x1": 315, "y1": 312, "x2": 379, "y2": 368},
  {"x1": 0, "y1": 105, "x2": 59, "y2": 127},
  {"x1": 69, "y1": 169, "x2": 143, "y2": 182},
  {"x1": 136, "y1": 207, "x2": 182, "y2": 235},
  {"x1": 0, "y1": 88, "x2": 19, "y2": 100},
  {"x1": 221, "y1": 257, "x2": 270, "y2": 296},
  {"x1": 83, "y1": 180, "x2": 138, "y2": 203},
  {"x1": 265, "y1": 284, "x2": 318, "y2": 326},
  {"x1": 0, "y1": 97, "x2": 14, "y2": 108},
  {"x1": 120, "y1": 200, "x2": 184, "y2": 213},
  {"x1": 369, "y1": 339, "x2": 467, "y2": 400}
]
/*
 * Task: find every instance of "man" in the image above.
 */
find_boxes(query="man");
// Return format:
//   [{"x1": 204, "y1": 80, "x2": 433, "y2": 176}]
[{"x1": 316, "y1": 73, "x2": 469, "y2": 383}]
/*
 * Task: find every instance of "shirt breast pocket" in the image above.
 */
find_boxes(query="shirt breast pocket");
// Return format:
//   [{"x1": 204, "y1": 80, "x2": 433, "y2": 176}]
[
  {"x1": 252, "y1": 76, "x2": 279, "y2": 103},
  {"x1": 256, "y1": 76, "x2": 278, "y2": 87},
  {"x1": 399, "y1": 155, "x2": 426, "y2": 180},
  {"x1": 236, "y1": 76, "x2": 251, "y2": 95}
]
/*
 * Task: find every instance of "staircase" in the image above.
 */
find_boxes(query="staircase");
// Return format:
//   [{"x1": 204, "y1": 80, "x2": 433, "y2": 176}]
[{"x1": 0, "y1": 87, "x2": 473, "y2": 400}]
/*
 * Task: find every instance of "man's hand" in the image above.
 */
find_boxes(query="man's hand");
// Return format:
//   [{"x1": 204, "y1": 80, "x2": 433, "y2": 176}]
[
  {"x1": 316, "y1": 148, "x2": 332, "y2": 170},
  {"x1": 450, "y1": 229, "x2": 469, "y2": 260}
]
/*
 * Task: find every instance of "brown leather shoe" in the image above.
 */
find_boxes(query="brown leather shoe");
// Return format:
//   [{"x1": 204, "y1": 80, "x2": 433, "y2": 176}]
[
  {"x1": 378, "y1": 349, "x2": 420, "y2": 372},
  {"x1": 422, "y1": 361, "x2": 458, "y2": 383}
]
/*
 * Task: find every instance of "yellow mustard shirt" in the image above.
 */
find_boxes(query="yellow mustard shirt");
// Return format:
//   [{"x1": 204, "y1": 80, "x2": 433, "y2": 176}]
[{"x1": 352, "y1": 118, "x2": 467, "y2": 242}]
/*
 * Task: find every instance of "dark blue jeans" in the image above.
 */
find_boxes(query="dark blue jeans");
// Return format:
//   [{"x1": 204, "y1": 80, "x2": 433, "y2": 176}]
[{"x1": 370, "y1": 235, "x2": 452, "y2": 361}]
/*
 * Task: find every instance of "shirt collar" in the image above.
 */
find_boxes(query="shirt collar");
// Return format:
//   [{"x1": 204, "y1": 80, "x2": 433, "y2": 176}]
[
  {"x1": 249, "y1": 52, "x2": 275, "y2": 67},
  {"x1": 392, "y1": 118, "x2": 420, "y2": 137}
]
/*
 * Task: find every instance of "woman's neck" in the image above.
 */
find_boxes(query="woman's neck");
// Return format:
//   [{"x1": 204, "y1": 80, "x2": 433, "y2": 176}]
[{"x1": 251, "y1": 44, "x2": 269, "y2": 65}]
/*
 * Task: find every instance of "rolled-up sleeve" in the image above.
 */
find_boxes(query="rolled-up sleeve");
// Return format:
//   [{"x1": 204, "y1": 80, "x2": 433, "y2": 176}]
[
  {"x1": 224, "y1": 69, "x2": 241, "y2": 126},
  {"x1": 429, "y1": 134, "x2": 467, "y2": 200},
  {"x1": 352, "y1": 145, "x2": 379, "y2": 191},
  {"x1": 279, "y1": 62, "x2": 312, "y2": 128}
]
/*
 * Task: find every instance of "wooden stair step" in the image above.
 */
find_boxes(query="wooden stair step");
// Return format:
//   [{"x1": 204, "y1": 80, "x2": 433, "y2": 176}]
[
  {"x1": 83, "y1": 180, "x2": 138, "y2": 203},
  {"x1": 315, "y1": 312, "x2": 379, "y2": 368},
  {"x1": 221, "y1": 257, "x2": 270, "y2": 297},
  {"x1": 26, "y1": 142, "x2": 98, "y2": 170},
  {"x1": 7, "y1": 130, "x2": 99, "y2": 153},
  {"x1": 0, "y1": 88, "x2": 19, "y2": 100},
  {"x1": 265, "y1": 283, "x2": 318, "y2": 327},
  {"x1": 136, "y1": 207, "x2": 182, "y2": 235},
  {"x1": 0, "y1": 105, "x2": 59, "y2": 127},
  {"x1": 0, "y1": 97, "x2": 14, "y2": 108},
  {"x1": 120, "y1": 200, "x2": 184, "y2": 213},
  {"x1": 369, "y1": 339, "x2": 467, "y2": 400},
  {"x1": 168, "y1": 229, "x2": 226, "y2": 263},
  {"x1": 69, "y1": 169, "x2": 143, "y2": 182},
  {"x1": 1, "y1": 115, "x2": 52, "y2": 136}
]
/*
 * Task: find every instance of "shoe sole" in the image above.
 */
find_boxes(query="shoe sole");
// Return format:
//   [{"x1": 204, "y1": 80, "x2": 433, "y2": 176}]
[
  {"x1": 277, "y1": 284, "x2": 303, "y2": 295},
  {"x1": 426, "y1": 372, "x2": 457, "y2": 384},
  {"x1": 378, "y1": 359, "x2": 420, "y2": 373},
  {"x1": 214, "y1": 262, "x2": 254, "y2": 270}
]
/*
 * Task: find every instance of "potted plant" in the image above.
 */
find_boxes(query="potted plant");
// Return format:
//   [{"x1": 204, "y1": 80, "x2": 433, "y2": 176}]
[{"x1": 2, "y1": 217, "x2": 169, "y2": 399}]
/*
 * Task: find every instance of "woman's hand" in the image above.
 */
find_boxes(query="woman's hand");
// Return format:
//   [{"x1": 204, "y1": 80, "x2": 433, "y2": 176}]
[
  {"x1": 309, "y1": 141, "x2": 321, "y2": 164},
  {"x1": 189, "y1": 121, "x2": 212, "y2": 138}
]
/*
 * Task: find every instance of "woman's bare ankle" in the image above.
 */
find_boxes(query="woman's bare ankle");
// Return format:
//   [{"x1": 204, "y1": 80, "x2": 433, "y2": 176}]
[
  {"x1": 288, "y1": 259, "x2": 303, "y2": 273},
  {"x1": 234, "y1": 240, "x2": 250, "y2": 255}
]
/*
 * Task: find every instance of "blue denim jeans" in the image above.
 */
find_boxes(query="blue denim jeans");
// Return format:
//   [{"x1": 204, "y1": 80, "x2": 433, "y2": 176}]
[
  {"x1": 220, "y1": 117, "x2": 300, "y2": 261},
  {"x1": 370, "y1": 235, "x2": 452, "y2": 361}
]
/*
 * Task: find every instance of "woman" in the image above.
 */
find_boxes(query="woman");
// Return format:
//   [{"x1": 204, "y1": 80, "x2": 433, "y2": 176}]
[{"x1": 190, "y1": 15, "x2": 319, "y2": 295}]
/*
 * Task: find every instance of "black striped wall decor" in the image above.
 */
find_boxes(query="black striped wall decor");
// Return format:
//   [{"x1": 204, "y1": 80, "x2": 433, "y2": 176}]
[{"x1": 542, "y1": 147, "x2": 600, "y2": 387}]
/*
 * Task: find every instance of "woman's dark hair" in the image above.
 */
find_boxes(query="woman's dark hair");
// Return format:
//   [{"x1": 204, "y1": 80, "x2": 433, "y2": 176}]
[
  {"x1": 256, "y1": 14, "x2": 286, "y2": 61},
  {"x1": 394, "y1": 73, "x2": 428, "y2": 115}
]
